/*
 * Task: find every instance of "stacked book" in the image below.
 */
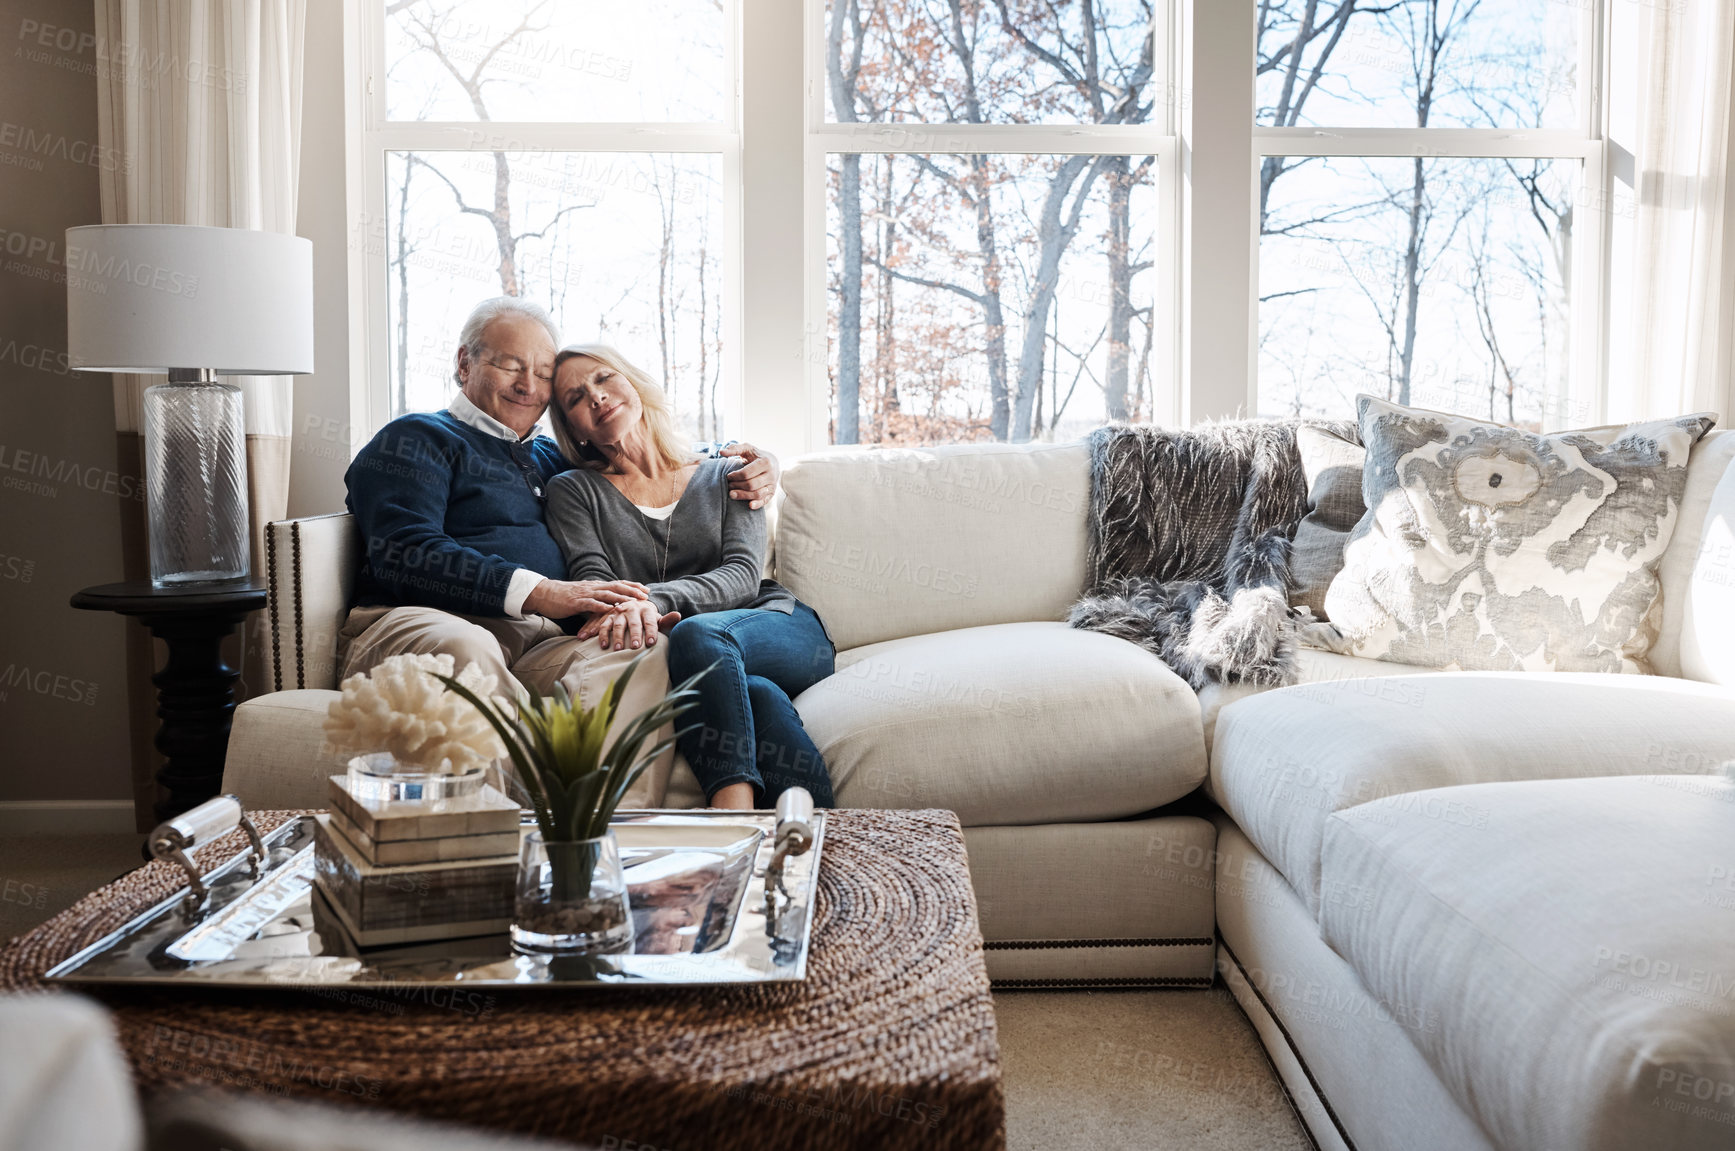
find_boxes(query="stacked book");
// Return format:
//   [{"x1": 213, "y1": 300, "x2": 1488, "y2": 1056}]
[{"x1": 313, "y1": 775, "x2": 523, "y2": 947}]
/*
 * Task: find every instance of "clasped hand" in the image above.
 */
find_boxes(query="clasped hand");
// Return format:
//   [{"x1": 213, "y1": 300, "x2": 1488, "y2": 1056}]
[
  {"x1": 524, "y1": 578, "x2": 680, "y2": 650},
  {"x1": 578, "y1": 599, "x2": 681, "y2": 652}
]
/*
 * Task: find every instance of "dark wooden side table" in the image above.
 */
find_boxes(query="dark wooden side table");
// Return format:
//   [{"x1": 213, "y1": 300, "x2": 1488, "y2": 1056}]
[{"x1": 71, "y1": 581, "x2": 268, "y2": 823}]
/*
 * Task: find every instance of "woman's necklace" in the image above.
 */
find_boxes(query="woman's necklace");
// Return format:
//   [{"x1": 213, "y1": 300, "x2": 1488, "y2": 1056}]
[{"x1": 655, "y1": 466, "x2": 678, "y2": 584}]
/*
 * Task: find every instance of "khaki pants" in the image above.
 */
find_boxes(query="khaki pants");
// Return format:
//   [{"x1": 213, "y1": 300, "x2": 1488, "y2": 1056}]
[{"x1": 339, "y1": 605, "x2": 685, "y2": 806}]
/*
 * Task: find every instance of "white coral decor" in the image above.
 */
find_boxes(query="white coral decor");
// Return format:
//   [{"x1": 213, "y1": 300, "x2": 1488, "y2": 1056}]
[{"x1": 324, "y1": 653, "x2": 506, "y2": 773}]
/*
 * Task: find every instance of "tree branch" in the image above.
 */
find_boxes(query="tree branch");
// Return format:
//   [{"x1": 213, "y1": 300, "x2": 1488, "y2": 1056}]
[{"x1": 864, "y1": 251, "x2": 989, "y2": 307}]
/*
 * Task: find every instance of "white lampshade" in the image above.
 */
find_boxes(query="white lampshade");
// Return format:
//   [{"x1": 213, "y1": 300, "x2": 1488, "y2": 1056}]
[{"x1": 65, "y1": 224, "x2": 313, "y2": 374}]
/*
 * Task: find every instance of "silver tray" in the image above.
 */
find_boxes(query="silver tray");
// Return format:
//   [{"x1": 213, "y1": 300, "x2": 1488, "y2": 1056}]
[{"x1": 45, "y1": 810, "x2": 825, "y2": 989}]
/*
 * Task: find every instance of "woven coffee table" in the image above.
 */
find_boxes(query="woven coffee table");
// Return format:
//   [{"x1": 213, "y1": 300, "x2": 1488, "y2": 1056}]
[{"x1": 0, "y1": 808, "x2": 1003, "y2": 1150}]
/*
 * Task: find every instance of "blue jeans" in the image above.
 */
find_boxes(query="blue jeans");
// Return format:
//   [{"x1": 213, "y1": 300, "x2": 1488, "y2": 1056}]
[{"x1": 665, "y1": 603, "x2": 836, "y2": 806}]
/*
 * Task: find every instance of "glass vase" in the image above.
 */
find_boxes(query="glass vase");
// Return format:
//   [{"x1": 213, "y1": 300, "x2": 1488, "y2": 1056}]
[
  {"x1": 344, "y1": 753, "x2": 488, "y2": 806},
  {"x1": 511, "y1": 831, "x2": 633, "y2": 955},
  {"x1": 143, "y1": 373, "x2": 249, "y2": 586}
]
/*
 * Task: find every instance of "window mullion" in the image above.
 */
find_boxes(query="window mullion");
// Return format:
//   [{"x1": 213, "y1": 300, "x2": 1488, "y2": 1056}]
[
  {"x1": 371, "y1": 123, "x2": 737, "y2": 153},
  {"x1": 1254, "y1": 127, "x2": 1595, "y2": 160},
  {"x1": 741, "y1": 0, "x2": 808, "y2": 455},
  {"x1": 1184, "y1": 0, "x2": 1257, "y2": 423},
  {"x1": 812, "y1": 124, "x2": 1178, "y2": 155}
]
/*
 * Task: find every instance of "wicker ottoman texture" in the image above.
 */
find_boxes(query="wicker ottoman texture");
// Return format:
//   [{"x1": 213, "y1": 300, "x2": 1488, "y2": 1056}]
[{"x1": 0, "y1": 809, "x2": 1004, "y2": 1150}]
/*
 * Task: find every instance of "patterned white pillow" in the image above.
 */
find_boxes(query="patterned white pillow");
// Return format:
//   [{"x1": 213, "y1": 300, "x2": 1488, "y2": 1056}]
[{"x1": 1322, "y1": 396, "x2": 1716, "y2": 672}]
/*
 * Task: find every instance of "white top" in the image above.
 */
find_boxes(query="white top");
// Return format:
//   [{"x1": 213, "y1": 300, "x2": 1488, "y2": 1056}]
[{"x1": 634, "y1": 501, "x2": 679, "y2": 521}]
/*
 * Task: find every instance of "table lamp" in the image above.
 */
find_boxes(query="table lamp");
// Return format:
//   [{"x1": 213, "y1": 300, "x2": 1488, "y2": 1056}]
[{"x1": 65, "y1": 225, "x2": 314, "y2": 586}]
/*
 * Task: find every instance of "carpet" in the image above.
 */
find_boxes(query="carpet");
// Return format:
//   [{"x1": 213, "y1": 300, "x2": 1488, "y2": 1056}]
[
  {"x1": 995, "y1": 988, "x2": 1312, "y2": 1150},
  {"x1": 0, "y1": 832, "x2": 142, "y2": 944}
]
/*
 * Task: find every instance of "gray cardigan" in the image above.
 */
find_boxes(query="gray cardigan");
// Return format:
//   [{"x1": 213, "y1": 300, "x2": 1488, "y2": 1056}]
[{"x1": 543, "y1": 458, "x2": 795, "y2": 618}]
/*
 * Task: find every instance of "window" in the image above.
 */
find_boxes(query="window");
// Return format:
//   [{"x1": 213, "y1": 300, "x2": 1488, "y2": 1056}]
[
  {"x1": 814, "y1": 1, "x2": 1178, "y2": 445},
  {"x1": 344, "y1": 3, "x2": 1612, "y2": 456},
  {"x1": 1252, "y1": 0, "x2": 1603, "y2": 429},
  {"x1": 354, "y1": 0, "x2": 738, "y2": 439}
]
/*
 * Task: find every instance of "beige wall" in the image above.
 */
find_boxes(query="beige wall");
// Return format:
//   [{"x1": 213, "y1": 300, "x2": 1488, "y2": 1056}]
[{"x1": 0, "y1": 0, "x2": 133, "y2": 818}]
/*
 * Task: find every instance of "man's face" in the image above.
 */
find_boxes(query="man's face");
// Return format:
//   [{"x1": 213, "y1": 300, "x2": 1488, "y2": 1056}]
[{"x1": 455, "y1": 313, "x2": 556, "y2": 438}]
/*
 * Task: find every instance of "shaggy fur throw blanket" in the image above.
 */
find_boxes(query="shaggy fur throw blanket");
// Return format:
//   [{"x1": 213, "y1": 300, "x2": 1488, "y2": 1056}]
[{"x1": 1068, "y1": 420, "x2": 1347, "y2": 689}]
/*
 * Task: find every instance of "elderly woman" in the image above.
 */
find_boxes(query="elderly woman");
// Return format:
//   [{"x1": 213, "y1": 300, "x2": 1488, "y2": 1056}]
[{"x1": 542, "y1": 344, "x2": 835, "y2": 810}]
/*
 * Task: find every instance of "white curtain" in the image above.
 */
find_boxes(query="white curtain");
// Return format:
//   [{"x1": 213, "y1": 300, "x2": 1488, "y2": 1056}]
[
  {"x1": 95, "y1": 0, "x2": 306, "y2": 700},
  {"x1": 1622, "y1": 0, "x2": 1735, "y2": 423}
]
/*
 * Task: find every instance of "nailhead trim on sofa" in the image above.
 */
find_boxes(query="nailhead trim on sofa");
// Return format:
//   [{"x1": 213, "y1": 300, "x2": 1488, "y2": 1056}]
[{"x1": 984, "y1": 936, "x2": 1215, "y2": 951}]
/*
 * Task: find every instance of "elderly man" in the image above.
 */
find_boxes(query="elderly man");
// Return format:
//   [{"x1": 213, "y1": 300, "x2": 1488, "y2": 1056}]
[{"x1": 338, "y1": 297, "x2": 777, "y2": 711}]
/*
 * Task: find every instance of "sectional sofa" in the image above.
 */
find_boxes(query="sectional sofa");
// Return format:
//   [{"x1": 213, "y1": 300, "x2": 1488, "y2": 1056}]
[{"x1": 224, "y1": 431, "x2": 1735, "y2": 1151}]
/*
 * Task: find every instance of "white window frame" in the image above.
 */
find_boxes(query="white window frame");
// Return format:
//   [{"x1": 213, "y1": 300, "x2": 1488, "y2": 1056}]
[
  {"x1": 341, "y1": 0, "x2": 744, "y2": 445},
  {"x1": 1212, "y1": 0, "x2": 1610, "y2": 428}
]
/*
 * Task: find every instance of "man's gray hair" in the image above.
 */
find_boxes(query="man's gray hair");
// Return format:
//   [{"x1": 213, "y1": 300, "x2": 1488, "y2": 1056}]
[{"x1": 453, "y1": 296, "x2": 560, "y2": 386}]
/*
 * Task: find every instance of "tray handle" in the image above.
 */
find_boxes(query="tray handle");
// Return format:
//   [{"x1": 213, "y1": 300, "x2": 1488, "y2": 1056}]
[
  {"x1": 149, "y1": 795, "x2": 266, "y2": 915},
  {"x1": 764, "y1": 787, "x2": 815, "y2": 903}
]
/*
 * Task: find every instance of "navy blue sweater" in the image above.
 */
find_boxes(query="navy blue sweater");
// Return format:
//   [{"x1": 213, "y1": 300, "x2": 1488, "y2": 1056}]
[{"x1": 345, "y1": 411, "x2": 569, "y2": 616}]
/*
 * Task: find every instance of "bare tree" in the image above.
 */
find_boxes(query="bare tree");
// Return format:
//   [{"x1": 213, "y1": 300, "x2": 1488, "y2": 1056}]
[
  {"x1": 993, "y1": 0, "x2": 1154, "y2": 441},
  {"x1": 854, "y1": 0, "x2": 1156, "y2": 441},
  {"x1": 1256, "y1": 0, "x2": 1388, "y2": 230},
  {"x1": 871, "y1": 154, "x2": 905, "y2": 440},
  {"x1": 1462, "y1": 202, "x2": 1507, "y2": 420},
  {"x1": 1104, "y1": 154, "x2": 1155, "y2": 421},
  {"x1": 856, "y1": 0, "x2": 1017, "y2": 440},
  {"x1": 396, "y1": 1, "x2": 591, "y2": 295},
  {"x1": 696, "y1": 208, "x2": 715, "y2": 440},
  {"x1": 651, "y1": 163, "x2": 679, "y2": 411},
  {"x1": 1261, "y1": 0, "x2": 1490, "y2": 411},
  {"x1": 827, "y1": 0, "x2": 868, "y2": 443},
  {"x1": 391, "y1": 154, "x2": 419, "y2": 413},
  {"x1": 1383, "y1": 0, "x2": 1481, "y2": 403}
]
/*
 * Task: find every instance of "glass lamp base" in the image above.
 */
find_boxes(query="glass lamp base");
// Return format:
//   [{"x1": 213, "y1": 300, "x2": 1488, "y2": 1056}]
[{"x1": 143, "y1": 375, "x2": 250, "y2": 586}]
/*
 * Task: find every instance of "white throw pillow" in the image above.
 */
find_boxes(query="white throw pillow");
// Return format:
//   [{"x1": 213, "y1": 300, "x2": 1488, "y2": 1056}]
[{"x1": 1322, "y1": 396, "x2": 1715, "y2": 672}]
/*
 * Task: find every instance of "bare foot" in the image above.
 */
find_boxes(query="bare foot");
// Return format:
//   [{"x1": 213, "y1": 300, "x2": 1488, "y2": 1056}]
[{"x1": 708, "y1": 783, "x2": 755, "y2": 810}]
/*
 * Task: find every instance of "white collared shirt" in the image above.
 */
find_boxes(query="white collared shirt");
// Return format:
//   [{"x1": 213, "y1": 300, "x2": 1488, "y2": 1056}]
[
  {"x1": 447, "y1": 390, "x2": 546, "y2": 443},
  {"x1": 446, "y1": 392, "x2": 546, "y2": 618}
]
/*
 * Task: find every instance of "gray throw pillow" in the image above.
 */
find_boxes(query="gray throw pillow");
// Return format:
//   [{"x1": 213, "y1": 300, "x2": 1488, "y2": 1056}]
[
  {"x1": 1323, "y1": 395, "x2": 1716, "y2": 672},
  {"x1": 1289, "y1": 422, "x2": 1366, "y2": 620}
]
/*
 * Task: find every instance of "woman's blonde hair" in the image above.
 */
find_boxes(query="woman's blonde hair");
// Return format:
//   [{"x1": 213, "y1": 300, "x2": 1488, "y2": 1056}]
[{"x1": 550, "y1": 343, "x2": 696, "y2": 471}]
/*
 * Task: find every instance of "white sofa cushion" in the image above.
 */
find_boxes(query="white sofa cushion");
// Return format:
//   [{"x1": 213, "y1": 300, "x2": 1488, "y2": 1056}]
[
  {"x1": 772, "y1": 443, "x2": 1089, "y2": 650},
  {"x1": 1320, "y1": 774, "x2": 1735, "y2": 1151},
  {"x1": 798, "y1": 621, "x2": 1205, "y2": 826},
  {"x1": 1211, "y1": 671, "x2": 1735, "y2": 918},
  {"x1": 1196, "y1": 647, "x2": 1441, "y2": 759}
]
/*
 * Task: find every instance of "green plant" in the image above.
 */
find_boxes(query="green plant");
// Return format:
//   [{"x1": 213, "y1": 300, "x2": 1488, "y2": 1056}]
[{"x1": 437, "y1": 653, "x2": 708, "y2": 846}]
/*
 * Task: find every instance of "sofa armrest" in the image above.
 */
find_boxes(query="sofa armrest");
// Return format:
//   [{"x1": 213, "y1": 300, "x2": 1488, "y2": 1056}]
[
  {"x1": 264, "y1": 513, "x2": 359, "y2": 692},
  {"x1": 222, "y1": 691, "x2": 343, "y2": 810}
]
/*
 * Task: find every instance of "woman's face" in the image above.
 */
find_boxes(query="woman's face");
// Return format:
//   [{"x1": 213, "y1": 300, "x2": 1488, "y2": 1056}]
[{"x1": 554, "y1": 355, "x2": 644, "y2": 448}]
